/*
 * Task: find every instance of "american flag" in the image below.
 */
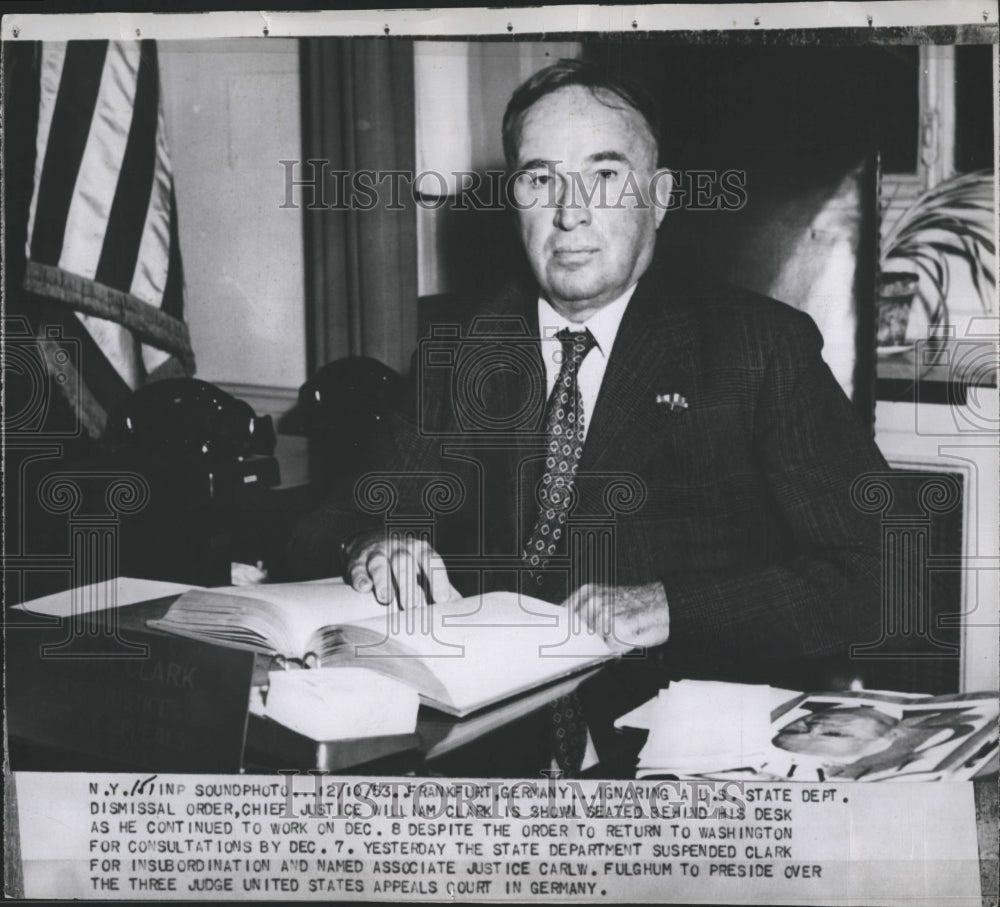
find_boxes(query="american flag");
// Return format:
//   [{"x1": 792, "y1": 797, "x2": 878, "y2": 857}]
[{"x1": 23, "y1": 40, "x2": 195, "y2": 438}]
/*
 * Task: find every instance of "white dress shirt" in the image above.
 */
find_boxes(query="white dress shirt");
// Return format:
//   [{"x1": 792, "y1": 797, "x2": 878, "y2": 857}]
[
  {"x1": 536, "y1": 284, "x2": 637, "y2": 773},
  {"x1": 537, "y1": 285, "x2": 636, "y2": 439}
]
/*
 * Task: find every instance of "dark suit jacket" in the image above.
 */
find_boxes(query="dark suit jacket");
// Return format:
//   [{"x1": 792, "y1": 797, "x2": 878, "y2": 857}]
[{"x1": 291, "y1": 249, "x2": 888, "y2": 709}]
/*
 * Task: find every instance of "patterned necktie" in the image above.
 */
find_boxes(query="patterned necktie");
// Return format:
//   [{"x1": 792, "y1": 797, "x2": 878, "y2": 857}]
[
  {"x1": 523, "y1": 327, "x2": 598, "y2": 582},
  {"x1": 523, "y1": 327, "x2": 596, "y2": 777}
]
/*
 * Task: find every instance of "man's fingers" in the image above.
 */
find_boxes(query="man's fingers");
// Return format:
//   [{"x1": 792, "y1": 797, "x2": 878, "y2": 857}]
[
  {"x1": 367, "y1": 553, "x2": 396, "y2": 607},
  {"x1": 345, "y1": 536, "x2": 458, "y2": 607},
  {"x1": 566, "y1": 584, "x2": 611, "y2": 636},
  {"x1": 390, "y1": 548, "x2": 426, "y2": 610},
  {"x1": 563, "y1": 588, "x2": 587, "y2": 635},
  {"x1": 348, "y1": 559, "x2": 373, "y2": 593},
  {"x1": 425, "y1": 547, "x2": 459, "y2": 603},
  {"x1": 565, "y1": 585, "x2": 638, "y2": 651},
  {"x1": 602, "y1": 634, "x2": 637, "y2": 655},
  {"x1": 343, "y1": 532, "x2": 382, "y2": 593}
]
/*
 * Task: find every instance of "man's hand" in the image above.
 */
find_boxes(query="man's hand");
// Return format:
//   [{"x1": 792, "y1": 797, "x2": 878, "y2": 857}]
[
  {"x1": 564, "y1": 582, "x2": 670, "y2": 653},
  {"x1": 343, "y1": 532, "x2": 459, "y2": 609}
]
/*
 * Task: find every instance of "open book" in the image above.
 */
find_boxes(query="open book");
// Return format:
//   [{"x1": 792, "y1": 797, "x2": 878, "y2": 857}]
[{"x1": 148, "y1": 579, "x2": 615, "y2": 717}]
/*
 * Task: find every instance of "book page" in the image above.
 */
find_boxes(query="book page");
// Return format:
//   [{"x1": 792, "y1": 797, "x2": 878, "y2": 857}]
[
  {"x1": 211, "y1": 578, "x2": 388, "y2": 628},
  {"x1": 149, "y1": 578, "x2": 388, "y2": 658},
  {"x1": 13, "y1": 577, "x2": 198, "y2": 616},
  {"x1": 328, "y1": 591, "x2": 614, "y2": 715}
]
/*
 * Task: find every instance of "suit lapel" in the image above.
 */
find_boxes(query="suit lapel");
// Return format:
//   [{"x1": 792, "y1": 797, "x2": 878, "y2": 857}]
[
  {"x1": 580, "y1": 271, "x2": 701, "y2": 477},
  {"x1": 464, "y1": 285, "x2": 548, "y2": 544},
  {"x1": 507, "y1": 299, "x2": 549, "y2": 543}
]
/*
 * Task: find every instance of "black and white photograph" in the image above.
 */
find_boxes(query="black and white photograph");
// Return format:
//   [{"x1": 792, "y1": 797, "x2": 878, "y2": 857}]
[{"x1": 3, "y1": 2, "x2": 998, "y2": 902}]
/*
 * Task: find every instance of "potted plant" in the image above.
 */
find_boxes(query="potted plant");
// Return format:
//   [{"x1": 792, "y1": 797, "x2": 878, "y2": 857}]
[{"x1": 878, "y1": 169, "x2": 996, "y2": 348}]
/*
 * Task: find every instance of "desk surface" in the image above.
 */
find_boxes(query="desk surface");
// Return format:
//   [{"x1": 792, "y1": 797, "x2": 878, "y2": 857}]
[{"x1": 6, "y1": 594, "x2": 998, "y2": 904}]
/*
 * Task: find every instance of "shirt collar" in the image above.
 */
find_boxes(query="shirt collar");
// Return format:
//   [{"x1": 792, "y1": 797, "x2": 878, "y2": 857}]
[{"x1": 536, "y1": 283, "x2": 637, "y2": 358}]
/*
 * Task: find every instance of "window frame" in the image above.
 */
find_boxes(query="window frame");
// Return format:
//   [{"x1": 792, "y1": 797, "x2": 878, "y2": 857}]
[{"x1": 881, "y1": 45, "x2": 957, "y2": 225}]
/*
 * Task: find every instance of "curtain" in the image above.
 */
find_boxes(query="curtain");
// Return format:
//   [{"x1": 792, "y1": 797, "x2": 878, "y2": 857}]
[{"x1": 301, "y1": 38, "x2": 417, "y2": 377}]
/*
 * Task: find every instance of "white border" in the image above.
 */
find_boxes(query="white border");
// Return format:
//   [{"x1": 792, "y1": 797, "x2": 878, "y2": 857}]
[{"x1": 2, "y1": 1, "x2": 996, "y2": 42}]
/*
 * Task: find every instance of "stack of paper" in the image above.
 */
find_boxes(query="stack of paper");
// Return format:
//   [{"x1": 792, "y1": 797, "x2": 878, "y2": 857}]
[
  {"x1": 12, "y1": 577, "x2": 197, "y2": 616},
  {"x1": 631, "y1": 681, "x2": 796, "y2": 778},
  {"x1": 260, "y1": 667, "x2": 419, "y2": 741}
]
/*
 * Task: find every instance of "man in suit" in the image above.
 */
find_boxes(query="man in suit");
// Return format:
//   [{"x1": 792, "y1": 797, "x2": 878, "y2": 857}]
[{"x1": 290, "y1": 60, "x2": 888, "y2": 770}]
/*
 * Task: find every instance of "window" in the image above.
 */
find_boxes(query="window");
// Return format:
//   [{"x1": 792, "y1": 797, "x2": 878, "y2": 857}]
[{"x1": 882, "y1": 44, "x2": 995, "y2": 217}]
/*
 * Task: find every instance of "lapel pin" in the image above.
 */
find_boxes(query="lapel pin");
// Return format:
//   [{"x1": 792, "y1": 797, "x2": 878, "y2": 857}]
[{"x1": 656, "y1": 392, "x2": 689, "y2": 412}]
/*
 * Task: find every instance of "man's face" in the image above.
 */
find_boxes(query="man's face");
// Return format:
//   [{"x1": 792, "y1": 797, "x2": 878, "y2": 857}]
[
  {"x1": 773, "y1": 708, "x2": 898, "y2": 760},
  {"x1": 510, "y1": 85, "x2": 669, "y2": 322}
]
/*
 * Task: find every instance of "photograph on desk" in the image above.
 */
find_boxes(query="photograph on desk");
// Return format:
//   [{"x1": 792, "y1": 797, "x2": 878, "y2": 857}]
[
  {"x1": 2, "y1": 2, "x2": 998, "y2": 905},
  {"x1": 623, "y1": 681, "x2": 999, "y2": 782}
]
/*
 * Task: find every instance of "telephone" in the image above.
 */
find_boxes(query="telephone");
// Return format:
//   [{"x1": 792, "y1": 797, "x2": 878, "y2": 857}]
[
  {"x1": 103, "y1": 377, "x2": 279, "y2": 489},
  {"x1": 297, "y1": 356, "x2": 405, "y2": 491}
]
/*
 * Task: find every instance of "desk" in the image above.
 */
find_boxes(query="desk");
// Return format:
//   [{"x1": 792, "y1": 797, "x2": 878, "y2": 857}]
[
  {"x1": 5, "y1": 594, "x2": 587, "y2": 777},
  {"x1": 8, "y1": 595, "x2": 999, "y2": 781},
  {"x1": 5, "y1": 594, "x2": 998, "y2": 906}
]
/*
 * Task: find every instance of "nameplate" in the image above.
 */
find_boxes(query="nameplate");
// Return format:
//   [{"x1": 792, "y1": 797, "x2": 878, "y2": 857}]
[{"x1": 6, "y1": 599, "x2": 253, "y2": 772}]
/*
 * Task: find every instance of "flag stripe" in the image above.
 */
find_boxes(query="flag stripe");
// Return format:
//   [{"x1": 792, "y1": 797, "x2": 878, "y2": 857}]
[
  {"x1": 30, "y1": 40, "x2": 108, "y2": 266},
  {"x1": 161, "y1": 185, "x2": 185, "y2": 321},
  {"x1": 26, "y1": 42, "x2": 67, "y2": 254},
  {"x1": 141, "y1": 344, "x2": 172, "y2": 377},
  {"x1": 96, "y1": 41, "x2": 159, "y2": 292},
  {"x1": 75, "y1": 311, "x2": 140, "y2": 388},
  {"x1": 137, "y1": 92, "x2": 181, "y2": 378},
  {"x1": 129, "y1": 88, "x2": 174, "y2": 309},
  {"x1": 59, "y1": 41, "x2": 141, "y2": 281}
]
